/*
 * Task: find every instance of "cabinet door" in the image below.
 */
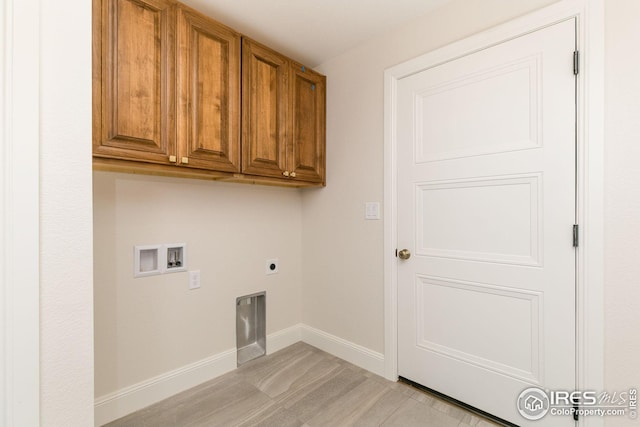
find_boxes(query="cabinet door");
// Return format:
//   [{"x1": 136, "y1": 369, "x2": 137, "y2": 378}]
[
  {"x1": 176, "y1": 7, "x2": 241, "y2": 172},
  {"x1": 241, "y1": 39, "x2": 289, "y2": 178},
  {"x1": 290, "y1": 63, "x2": 326, "y2": 184},
  {"x1": 93, "y1": 0, "x2": 176, "y2": 163}
]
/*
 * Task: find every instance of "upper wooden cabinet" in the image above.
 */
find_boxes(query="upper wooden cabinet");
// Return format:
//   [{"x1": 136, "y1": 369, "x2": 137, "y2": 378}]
[
  {"x1": 177, "y1": 6, "x2": 241, "y2": 173},
  {"x1": 290, "y1": 63, "x2": 326, "y2": 184},
  {"x1": 242, "y1": 39, "x2": 326, "y2": 184},
  {"x1": 241, "y1": 39, "x2": 289, "y2": 179},
  {"x1": 93, "y1": 0, "x2": 326, "y2": 186},
  {"x1": 93, "y1": 0, "x2": 176, "y2": 163}
]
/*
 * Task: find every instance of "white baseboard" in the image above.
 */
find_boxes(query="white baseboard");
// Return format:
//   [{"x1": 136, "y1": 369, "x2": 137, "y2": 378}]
[
  {"x1": 266, "y1": 323, "x2": 302, "y2": 355},
  {"x1": 94, "y1": 348, "x2": 236, "y2": 427},
  {"x1": 94, "y1": 324, "x2": 384, "y2": 426},
  {"x1": 300, "y1": 324, "x2": 385, "y2": 377}
]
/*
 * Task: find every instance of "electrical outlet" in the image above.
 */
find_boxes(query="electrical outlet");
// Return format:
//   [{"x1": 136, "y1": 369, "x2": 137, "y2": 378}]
[
  {"x1": 266, "y1": 259, "x2": 279, "y2": 275},
  {"x1": 189, "y1": 270, "x2": 201, "y2": 290}
]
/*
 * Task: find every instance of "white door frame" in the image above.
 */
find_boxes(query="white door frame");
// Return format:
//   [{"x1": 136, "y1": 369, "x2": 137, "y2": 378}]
[
  {"x1": 1, "y1": 0, "x2": 42, "y2": 425},
  {"x1": 383, "y1": 1, "x2": 604, "y2": 426}
]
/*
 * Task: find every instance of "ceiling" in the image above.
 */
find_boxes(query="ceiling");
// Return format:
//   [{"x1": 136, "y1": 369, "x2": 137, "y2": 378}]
[{"x1": 179, "y1": 0, "x2": 452, "y2": 67}]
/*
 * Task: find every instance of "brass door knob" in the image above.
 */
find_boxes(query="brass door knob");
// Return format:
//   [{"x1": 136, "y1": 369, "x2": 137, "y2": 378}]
[{"x1": 398, "y1": 249, "x2": 411, "y2": 260}]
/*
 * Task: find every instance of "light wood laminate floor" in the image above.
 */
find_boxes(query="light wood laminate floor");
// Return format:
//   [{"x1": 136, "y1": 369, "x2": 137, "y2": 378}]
[{"x1": 104, "y1": 342, "x2": 502, "y2": 427}]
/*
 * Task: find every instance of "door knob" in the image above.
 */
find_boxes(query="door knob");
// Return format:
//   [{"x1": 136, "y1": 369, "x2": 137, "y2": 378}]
[{"x1": 398, "y1": 249, "x2": 411, "y2": 260}]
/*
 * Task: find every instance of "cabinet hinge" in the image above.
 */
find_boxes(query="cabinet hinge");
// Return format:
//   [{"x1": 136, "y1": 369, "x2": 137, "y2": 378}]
[
  {"x1": 573, "y1": 50, "x2": 580, "y2": 75},
  {"x1": 573, "y1": 403, "x2": 580, "y2": 421},
  {"x1": 573, "y1": 224, "x2": 579, "y2": 247},
  {"x1": 395, "y1": 248, "x2": 398, "y2": 257}
]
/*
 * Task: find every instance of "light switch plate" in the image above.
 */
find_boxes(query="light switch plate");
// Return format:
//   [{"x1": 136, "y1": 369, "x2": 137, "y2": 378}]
[{"x1": 365, "y1": 202, "x2": 381, "y2": 220}]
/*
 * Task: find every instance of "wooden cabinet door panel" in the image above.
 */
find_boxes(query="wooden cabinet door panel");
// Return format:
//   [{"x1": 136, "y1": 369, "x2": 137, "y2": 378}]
[
  {"x1": 93, "y1": 0, "x2": 326, "y2": 185},
  {"x1": 241, "y1": 39, "x2": 289, "y2": 178},
  {"x1": 177, "y1": 7, "x2": 241, "y2": 172},
  {"x1": 290, "y1": 64, "x2": 326, "y2": 184},
  {"x1": 94, "y1": 0, "x2": 175, "y2": 163}
]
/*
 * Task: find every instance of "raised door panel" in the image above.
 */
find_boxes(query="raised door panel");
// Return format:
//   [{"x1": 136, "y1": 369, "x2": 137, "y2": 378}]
[
  {"x1": 177, "y1": 7, "x2": 240, "y2": 172},
  {"x1": 94, "y1": 0, "x2": 175, "y2": 163},
  {"x1": 241, "y1": 39, "x2": 289, "y2": 179},
  {"x1": 290, "y1": 64, "x2": 326, "y2": 184}
]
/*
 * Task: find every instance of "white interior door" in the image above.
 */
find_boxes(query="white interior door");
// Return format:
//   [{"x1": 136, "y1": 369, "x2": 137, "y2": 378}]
[{"x1": 397, "y1": 19, "x2": 577, "y2": 426}]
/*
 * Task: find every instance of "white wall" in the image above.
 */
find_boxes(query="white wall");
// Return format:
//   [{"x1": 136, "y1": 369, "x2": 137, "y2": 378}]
[
  {"x1": 40, "y1": 0, "x2": 94, "y2": 425},
  {"x1": 93, "y1": 173, "x2": 303, "y2": 397},
  {"x1": 303, "y1": 0, "x2": 559, "y2": 354},
  {"x1": 2, "y1": 0, "x2": 41, "y2": 425},
  {"x1": 603, "y1": 1, "x2": 640, "y2": 425}
]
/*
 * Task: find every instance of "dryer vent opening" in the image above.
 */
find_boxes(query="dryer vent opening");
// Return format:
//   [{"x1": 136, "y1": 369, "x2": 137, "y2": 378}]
[{"x1": 236, "y1": 292, "x2": 266, "y2": 366}]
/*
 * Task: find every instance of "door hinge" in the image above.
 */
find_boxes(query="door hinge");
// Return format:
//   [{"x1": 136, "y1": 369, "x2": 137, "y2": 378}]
[
  {"x1": 395, "y1": 248, "x2": 398, "y2": 257},
  {"x1": 573, "y1": 50, "x2": 580, "y2": 75},
  {"x1": 573, "y1": 224, "x2": 579, "y2": 247},
  {"x1": 573, "y1": 403, "x2": 580, "y2": 421}
]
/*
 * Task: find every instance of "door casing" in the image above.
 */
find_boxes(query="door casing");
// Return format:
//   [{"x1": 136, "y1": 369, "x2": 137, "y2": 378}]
[{"x1": 383, "y1": 2, "x2": 604, "y2": 427}]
